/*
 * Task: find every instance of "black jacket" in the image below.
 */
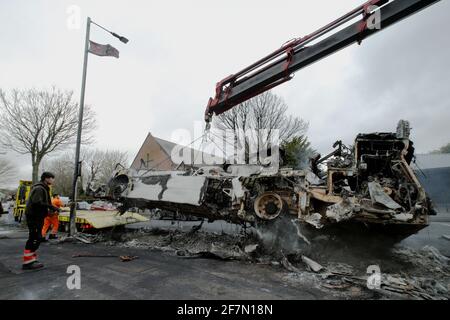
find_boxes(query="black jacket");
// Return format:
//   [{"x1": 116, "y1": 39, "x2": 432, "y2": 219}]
[{"x1": 25, "y1": 182, "x2": 54, "y2": 218}]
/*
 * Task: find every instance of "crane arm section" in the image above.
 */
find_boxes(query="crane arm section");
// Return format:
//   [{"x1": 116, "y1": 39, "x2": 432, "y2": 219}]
[{"x1": 204, "y1": 0, "x2": 440, "y2": 122}]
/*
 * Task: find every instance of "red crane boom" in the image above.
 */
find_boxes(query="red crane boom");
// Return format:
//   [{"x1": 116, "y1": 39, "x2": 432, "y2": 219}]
[{"x1": 204, "y1": 0, "x2": 440, "y2": 123}]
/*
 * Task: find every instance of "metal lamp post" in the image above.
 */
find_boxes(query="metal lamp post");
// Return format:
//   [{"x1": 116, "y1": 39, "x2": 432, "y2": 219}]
[{"x1": 68, "y1": 17, "x2": 128, "y2": 236}]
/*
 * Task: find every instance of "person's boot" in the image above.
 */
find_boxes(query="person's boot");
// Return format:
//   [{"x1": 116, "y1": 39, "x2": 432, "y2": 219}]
[
  {"x1": 40, "y1": 236, "x2": 48, "y2": 242},
  {"x1": 22, "y1": 261, "x2": 44, "y2": 270},
  {"x1": 49, "y1": 234, "x2": 58, "y2": 240}
]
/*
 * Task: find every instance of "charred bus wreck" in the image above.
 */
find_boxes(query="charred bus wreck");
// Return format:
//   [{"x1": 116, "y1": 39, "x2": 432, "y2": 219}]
[{"x1": 108, "y1": 121, "x2": 434, "y2": 240}]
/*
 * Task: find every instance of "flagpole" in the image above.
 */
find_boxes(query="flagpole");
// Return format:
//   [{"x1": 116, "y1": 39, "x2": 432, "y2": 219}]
[{"x1": 69, "y1": 16, "x2": 91, "y2": 237}]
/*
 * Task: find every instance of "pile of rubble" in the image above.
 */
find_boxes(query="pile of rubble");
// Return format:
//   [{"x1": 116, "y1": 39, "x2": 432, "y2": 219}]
[
  {"x1": 280, "y1": 245, "x2": 449, "y2": 300},
  {"x1": 105, "y1": 228, "x2": 262, "y2": 261},
  {"x1": 86, "y1": 225, "x2": 449, "y2": 300}
]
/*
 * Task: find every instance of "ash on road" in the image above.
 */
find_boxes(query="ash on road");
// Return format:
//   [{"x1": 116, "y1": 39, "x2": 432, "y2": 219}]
[{"x1": 0, "y1": 212, "x2": 449, "y2": 300}]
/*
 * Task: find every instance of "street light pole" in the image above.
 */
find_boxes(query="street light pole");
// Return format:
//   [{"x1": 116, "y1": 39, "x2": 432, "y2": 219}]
[
  {"x1": 90, "y1": 20, "x2": 129, "y2": 43},
  {"x1": 69, "y1": 16, "x2": 91, "y2": 236},
  {"x1": 68, "y1": 17, "x2": 128, "y2": 237}
]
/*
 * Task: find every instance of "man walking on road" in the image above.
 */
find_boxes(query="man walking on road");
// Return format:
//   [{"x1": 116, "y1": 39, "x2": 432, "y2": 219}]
[{"x1": 22, "y1": 172, "x2": 60, "y2": 270}]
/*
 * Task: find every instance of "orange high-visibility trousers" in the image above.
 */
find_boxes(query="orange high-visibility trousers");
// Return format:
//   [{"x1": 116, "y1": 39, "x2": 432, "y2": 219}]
[{"x1": 42, "y1": 214, "x2": 59, "y2": 236}]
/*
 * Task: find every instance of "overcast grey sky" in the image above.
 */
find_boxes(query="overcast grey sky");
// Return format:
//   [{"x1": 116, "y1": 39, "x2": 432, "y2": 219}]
[{"x1": 1, "y1": 0, "x2": 449, "y2": 186}]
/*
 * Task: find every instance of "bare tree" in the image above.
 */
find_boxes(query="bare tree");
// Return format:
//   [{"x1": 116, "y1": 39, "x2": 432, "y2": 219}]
[
  {"x1": 0, "y1": 87, "x2": 97, "y2": 183},
  {"x1": 40, "y1": 154, "x2": 74, "y2": 196},
  {"x1": 82, "y1": 149, "x2": 128, "y2": 185},
  {"x1": 431, "y1": 142, "x2": 450, "y2": 154},
  {"x1": 42, "y1": 149, "x2": 128, "y2": 196},
  {"x1": 81, "y1": 149, "x2": 106, "y2": 186},
  {"x1": 0, "y1": 157, "x2": 17, "y2": 185},
  {"x1": 213, "y1": 91, "x2": 309, "y2": 162},
  {"x1": 95, "y1": 150, "x2": 129, "y2": 184}
]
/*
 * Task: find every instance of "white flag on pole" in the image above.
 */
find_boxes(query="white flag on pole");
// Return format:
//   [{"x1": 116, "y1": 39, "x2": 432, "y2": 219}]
[{"x1": 88, "y1": 40, "x2": 119, "y2": 58}]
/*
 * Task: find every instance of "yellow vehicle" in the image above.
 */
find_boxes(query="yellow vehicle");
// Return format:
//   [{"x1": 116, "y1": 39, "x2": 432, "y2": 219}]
[
  {"x1": 13, "y1": 180, "x2": 33, "y2": 222},
  {"x1": 13, "y1": 180, "x2": 54, "y2": 222}
]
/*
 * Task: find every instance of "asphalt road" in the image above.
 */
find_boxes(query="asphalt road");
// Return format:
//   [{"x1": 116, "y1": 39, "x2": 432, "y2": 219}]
[
  {"x1": 0, "y1": 227, "x2": 327, "y2": 300},
  {"x1": 400, "y1": 213, "x2": 450, "y2": 256},
  {"x1": 1, "y1": 211, "x2": 448, "y2": 300}
]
